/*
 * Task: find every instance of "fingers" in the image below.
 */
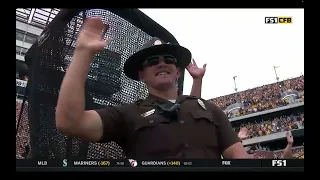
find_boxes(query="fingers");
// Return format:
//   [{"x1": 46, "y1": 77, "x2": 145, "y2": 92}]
[
  {"x1": 192, "y1": 58, "x2": 198, "y2": 67},
  {"x1": 105, "y1": 38, "x2": 112, "y2": 45},
  {"x1": 95, "y1": 41, "x2": 108, "y2": 50},
  {"x1": 286, "y1": 131, "x2": 293, "y2": 140},
  {"x1": 186, "y1": 63, "x2": 192, "y2": 70},
  {"x1": 101, "y1": 24, "x2": 110, "y2": 40},
  {"x1": 188, "y1": 58, "x2": 207, "y2": 70},
  {"x1": 203, "y1": 63, "x2": 207, "y2": 70},
  {"x1": 82, "y1": 17, "x2": 108, "y2": 36},
  {"x1": 241, "y1": 127, "x2": 247, "y2": 131}
]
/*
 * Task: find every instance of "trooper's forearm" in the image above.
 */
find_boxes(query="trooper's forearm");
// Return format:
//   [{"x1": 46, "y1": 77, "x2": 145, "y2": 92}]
[
  {"x1": 190, "y1": 78, "x2": 203, "y2": 97},
  {"x1": 282, "y1": 143, "x2": 293, "y2": 159},
  {"x1": 56, "y1": 49, "x2": 94, "y2": 129}
]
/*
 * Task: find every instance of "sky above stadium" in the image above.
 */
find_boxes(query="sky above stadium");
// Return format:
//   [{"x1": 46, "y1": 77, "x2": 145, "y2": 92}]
[{"x1": 140, "y1": 9, "x2": 304, "y2": 100}]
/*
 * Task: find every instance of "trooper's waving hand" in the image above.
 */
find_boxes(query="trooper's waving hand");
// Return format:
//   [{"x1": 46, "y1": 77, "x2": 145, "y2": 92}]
[{"x1": 76, "y1": 17, "x2": 111, "y2": 54}]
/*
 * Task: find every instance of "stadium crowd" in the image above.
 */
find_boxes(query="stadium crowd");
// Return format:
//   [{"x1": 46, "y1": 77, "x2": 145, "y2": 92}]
[
  {"x1": 16, "y1": 76, "x2": 304, "y2": 159},
  {"x1": 251, "y1": 146, "x2": 304, "y2": 159},
  {"x1": 273, "y1": 146, "x2": 304, "y2": 159},
  {"x1": 211, "y1": 76, "x2": 304, "y2": 117},
  {"x1": 234, "y1": 113, "x2": 304, "y2": 140},
  {"x1": 244, "y1": 130, "x2": 304, "y2": 159},
  {"x1": 16, "y1": 101, "x2": 30, "y2": 159}
]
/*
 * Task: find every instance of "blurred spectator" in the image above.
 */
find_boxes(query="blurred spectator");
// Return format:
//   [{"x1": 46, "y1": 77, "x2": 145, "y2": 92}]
[
  {"x1": 245, "y1": 131, "x2": 304, "y2": 159},
  {"x1": 282, "y1": 131, "x2": 294, "y2": 158},
  {"x1": 233, "y1": 112, "x2": 304, "y2": 140},
  {"x1": 273, "y1": 146, "x2": 304, "y2": 159},
  {"x1": 246, "y1": 144, "x2": 304, "y2": 159},
  {"x1": 210, "y1": 76, "x2": 304, "y2": 117},
  {"x1": 253, "y1": 150, "x2": 273, "y2": 159},
  {"x1": 237, "y1": 127, "x2": 248, "y2": 140}
]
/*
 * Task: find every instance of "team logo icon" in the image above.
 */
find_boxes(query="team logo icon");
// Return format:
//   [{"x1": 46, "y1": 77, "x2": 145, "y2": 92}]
[{"x1": 128, "y1": 159, "x2": 138, "y2": 167}]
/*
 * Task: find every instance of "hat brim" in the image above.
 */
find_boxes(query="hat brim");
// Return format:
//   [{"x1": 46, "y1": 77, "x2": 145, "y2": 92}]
[{"x1": 124, "y1": 44, "x2": 191, "y2": 81}]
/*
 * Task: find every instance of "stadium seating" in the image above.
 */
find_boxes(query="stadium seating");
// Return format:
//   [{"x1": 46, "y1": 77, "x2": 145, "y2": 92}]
[
  {"x1": 233, "y1": 113, "x2": 304, "y2": 139},
  {"x1": 273, "y1": 146, "x2": 304, "y2": 159},
  {"x1": 16, "y1": 101, "x2": 30, "y2": 159},
  {"x1": 210, "y1": 76, "x2": 304, "y2": 118}
]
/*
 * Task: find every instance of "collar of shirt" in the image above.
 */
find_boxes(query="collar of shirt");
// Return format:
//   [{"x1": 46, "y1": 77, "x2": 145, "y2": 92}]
[{"x1": 138, "y1": 94, "x2": 193, "y2": 106}]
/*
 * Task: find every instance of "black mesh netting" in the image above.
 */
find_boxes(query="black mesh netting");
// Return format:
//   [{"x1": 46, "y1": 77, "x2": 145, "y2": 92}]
[{"x1": 20, "y1": 8, "x2": 185, "y2": 159}]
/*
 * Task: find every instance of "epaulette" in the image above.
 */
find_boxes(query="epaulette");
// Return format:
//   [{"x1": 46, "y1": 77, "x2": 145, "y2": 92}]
[
  {"x1": 184, "y1": 95, "x2": 207, "y2": 102},
  {"x1": 185, "y1": 95, "x2": 198, "y2": 99},
  {"x1": 177, "y1": 96, "x2": 209, "y2": 111}
]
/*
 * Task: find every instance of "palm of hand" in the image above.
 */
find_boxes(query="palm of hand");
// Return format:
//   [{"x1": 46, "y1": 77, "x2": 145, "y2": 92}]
[
  {"x1": 187, "y1": 65, "x2": 205, "y2": 77},
  {"x1": 77, "y1": 18, "x2": 109, "y2": 53},
  {"x1": 238, "y1": 128, "x2": 248, "y2": 139},
  {"x1": 186, "y1": 59, "x2": 207, "y2": 79}
]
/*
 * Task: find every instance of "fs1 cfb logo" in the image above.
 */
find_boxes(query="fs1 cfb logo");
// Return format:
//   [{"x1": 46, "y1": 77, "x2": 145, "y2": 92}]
[{"x1": 265, "y1": 17, "x2": 292, "y2": 24}]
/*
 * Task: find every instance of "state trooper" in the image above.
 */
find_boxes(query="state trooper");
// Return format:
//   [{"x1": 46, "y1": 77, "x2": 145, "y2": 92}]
[{"x1": 56, "y1": 17, "x2": 250, "y2": 159}]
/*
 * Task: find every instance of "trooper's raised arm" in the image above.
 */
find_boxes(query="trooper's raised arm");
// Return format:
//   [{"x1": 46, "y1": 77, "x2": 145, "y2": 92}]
[
  {"x1": 56, "y1": 18, "x2": 114, "y2": 142},
  {"x1": 187, "y1": 58, "x2": 207, "y2": 97}
]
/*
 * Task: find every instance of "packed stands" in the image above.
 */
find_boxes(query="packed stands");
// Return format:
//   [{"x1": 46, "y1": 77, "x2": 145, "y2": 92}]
[
  {"x1": 210, "y1": 76, "x2": 304, "y2": 118},
  {"x1": 247, "y1": 146, "x2": 304, "y2": 159},
  {"x1": 210, "y1": 76, "x2": 304, "y2": 159},
  {"x1": 273, "y1": 146, "x2": 304, "y2": 159},
  {"x1": 253, "y1": 150, "x2": 273, "y2": 159},
  {"x1": 16, "y1": 100, "x2": 30, "y2": 159},
  {"x1": 233, "y1": 112, "x2": 304, "y2": 140}
]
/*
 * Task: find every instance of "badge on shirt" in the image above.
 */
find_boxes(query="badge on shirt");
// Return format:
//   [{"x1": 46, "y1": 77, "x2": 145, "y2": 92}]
[
  {"x1": 141, "y1": 109, "x2": 155, "y2": 117},
  {"x1": 153, "y1": 40, "x2": 162, "y2": 46},
  {"x1": 197, "y1": 99, "x2": 207, "y2": 110}
]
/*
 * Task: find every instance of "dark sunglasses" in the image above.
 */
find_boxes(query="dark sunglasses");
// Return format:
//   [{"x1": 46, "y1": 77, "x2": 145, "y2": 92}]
[{"x1": 140, "y1": 55, "x2": 177, "y2": 69}]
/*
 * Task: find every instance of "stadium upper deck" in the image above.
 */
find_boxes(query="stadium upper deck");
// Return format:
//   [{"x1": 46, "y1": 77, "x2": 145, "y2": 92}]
[{"x1": 210, "y1": 76, "x2": 304, "y2": 118}]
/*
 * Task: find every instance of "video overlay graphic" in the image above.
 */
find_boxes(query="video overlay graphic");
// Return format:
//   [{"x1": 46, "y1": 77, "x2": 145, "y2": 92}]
[{"x1": 17, "y1": 159, "x2": 304, "y2": 171}]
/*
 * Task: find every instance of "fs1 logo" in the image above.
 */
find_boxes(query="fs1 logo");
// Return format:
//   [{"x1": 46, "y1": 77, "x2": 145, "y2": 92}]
[
  {"x1": 265, "y1": 17, "x2": 292, "y2": 24},
  {"x1": 272, "y1": 160, "x2": 287, "y2": 167}
]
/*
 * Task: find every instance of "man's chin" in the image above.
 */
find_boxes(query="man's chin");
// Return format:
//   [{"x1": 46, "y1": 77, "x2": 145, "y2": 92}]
[{"x1": 151, "y1": 81, "x2": 175, "y2": 90}]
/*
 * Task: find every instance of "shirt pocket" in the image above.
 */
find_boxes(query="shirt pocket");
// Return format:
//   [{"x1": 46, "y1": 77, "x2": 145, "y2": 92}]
[
  {"x1": 190, "y1": 110, "x2": 219, "y2": 148},
  {"x1": 133, "y1": 114, "x2": 174, "y2": 154}
]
